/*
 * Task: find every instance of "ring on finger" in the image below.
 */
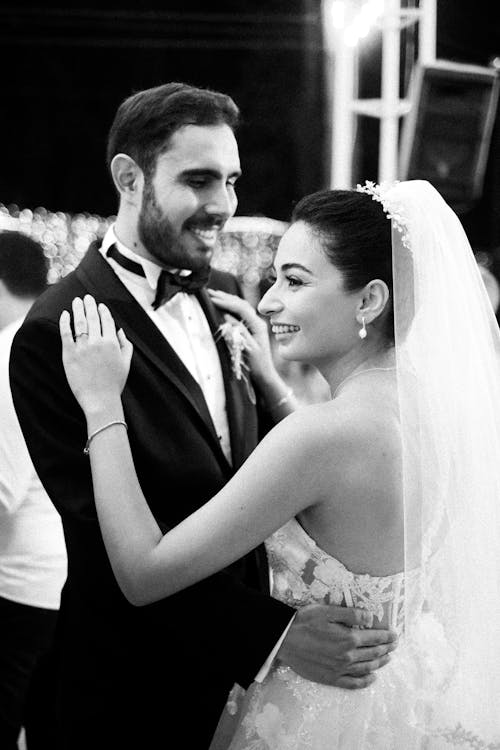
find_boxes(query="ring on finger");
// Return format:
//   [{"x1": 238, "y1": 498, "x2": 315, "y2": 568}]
[{"x1": 75, "y1": 331, "x2": 89, "y2": 339}]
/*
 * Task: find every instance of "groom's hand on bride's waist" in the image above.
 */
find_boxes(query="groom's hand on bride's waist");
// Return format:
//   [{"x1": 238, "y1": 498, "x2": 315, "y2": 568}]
[{"x1": 276, "y1": 604, "x2": 398, "y2": 689}]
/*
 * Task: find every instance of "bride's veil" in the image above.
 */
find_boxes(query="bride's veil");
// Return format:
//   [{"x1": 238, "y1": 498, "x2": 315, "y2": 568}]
[{"x1": 360, "y1": 180, "x2": 500, "y2": 744}]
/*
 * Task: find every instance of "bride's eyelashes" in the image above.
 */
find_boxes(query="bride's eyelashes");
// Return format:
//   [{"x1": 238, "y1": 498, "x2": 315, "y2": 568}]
[
  {"x1": 265, "y1": 270, "x2": 306, "y2": 288},
  {"x1": 285, "y1": 275, "x2": 304, "y2": 288}
]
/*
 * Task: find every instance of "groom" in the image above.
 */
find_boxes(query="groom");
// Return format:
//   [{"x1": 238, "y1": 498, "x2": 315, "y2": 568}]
[{"x1": 10, "y1": 83, "x2": 396, "y2": 749}]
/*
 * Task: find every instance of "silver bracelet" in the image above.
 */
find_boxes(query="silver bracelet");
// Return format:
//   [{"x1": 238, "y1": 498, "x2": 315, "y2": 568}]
[
  {"x1": 270, "y1": 387, "x2": 294, "y2": 411},
  {"x1": 84, "y1": 420, "x2": 128, "y2": 455}
]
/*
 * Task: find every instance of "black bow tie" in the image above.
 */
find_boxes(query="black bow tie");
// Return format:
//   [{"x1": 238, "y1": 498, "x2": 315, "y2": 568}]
[{"x1": 106, "y1": 244, "x2": 210, "y2": 309}]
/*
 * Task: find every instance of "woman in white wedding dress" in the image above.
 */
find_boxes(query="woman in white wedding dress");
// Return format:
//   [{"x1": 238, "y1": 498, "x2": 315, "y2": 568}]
[{"x1": 59, "y1": 180, "x2": 500, "y2": 749}]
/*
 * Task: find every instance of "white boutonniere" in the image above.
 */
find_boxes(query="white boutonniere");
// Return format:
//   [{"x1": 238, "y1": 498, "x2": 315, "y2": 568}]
[
  {"x1": 217, "y1": 319, "x2": 248, "y2": 380},
  {"x1": 216, "y1": 319, "x2": 256, "y2": 404}
]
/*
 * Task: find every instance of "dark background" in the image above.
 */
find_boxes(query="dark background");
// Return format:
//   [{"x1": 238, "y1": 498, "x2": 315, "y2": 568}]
[{"x1": 0, "y1": 1, "x2": 499, "y2": 248}]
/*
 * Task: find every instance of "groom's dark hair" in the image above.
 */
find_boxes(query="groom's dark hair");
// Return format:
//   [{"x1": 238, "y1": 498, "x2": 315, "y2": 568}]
[
  {"x1": 106, "y1": 82, "x2": 240, "y2": 183},
  {"x1": 292, "y1": 190, "x2": 394, "y2": 343}
]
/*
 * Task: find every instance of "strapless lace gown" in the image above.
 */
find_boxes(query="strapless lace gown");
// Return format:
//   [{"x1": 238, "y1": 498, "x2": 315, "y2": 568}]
[{"x1": 211, "y1": 518, "x2": 454, "y2": 750}]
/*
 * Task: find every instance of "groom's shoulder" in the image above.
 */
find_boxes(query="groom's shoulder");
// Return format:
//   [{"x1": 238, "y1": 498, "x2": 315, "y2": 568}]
[
  {"x1": 25, "y1": 273, "x2": 82, "y2": 326},
  {"x1": 25, "y1": 242, "x2": 101, "y2": 323}
]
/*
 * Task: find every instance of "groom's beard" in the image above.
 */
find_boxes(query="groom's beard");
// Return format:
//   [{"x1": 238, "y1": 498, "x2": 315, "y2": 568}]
[{"x1": 138, "y1": 181, "x2": 212, "y2": 273}]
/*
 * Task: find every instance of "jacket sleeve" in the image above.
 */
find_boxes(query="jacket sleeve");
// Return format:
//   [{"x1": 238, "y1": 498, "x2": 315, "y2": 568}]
[{"x1": 10, "y1": 316, "x2": 93, "y2": 518}]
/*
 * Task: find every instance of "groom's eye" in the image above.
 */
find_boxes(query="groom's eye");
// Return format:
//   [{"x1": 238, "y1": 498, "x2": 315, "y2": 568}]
[{"x1": 187, "y1": 177, "x2": 209, "y2": 188}]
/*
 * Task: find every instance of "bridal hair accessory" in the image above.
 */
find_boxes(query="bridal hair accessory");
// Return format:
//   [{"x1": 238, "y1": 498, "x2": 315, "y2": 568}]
[
  {"x1": 84, "y1": 420, "x2": 128, "y2": 455},
  {"x1": 356, "y1": 180, "x2": 411, "y2": 249},
  {"x1": 358, "y1": 316, "x2": 367, "y2": 339},
  {"x1": 216, "y1": 320, "x2": 256, "y2": 404}
]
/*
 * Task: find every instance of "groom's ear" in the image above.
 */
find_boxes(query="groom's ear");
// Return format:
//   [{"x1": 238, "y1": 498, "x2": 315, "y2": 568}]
[
  {"x1": 110, "y1": 154, "x2": 144, "y2": 207},
  {"x1": 357, "y1": 279, "x2": 390, "y2": 323}
]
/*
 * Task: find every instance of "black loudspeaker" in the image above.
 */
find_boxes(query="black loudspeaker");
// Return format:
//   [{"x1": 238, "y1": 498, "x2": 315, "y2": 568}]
[{"x1": 399, "y1": 61, "x2": 499, "y2": 214}]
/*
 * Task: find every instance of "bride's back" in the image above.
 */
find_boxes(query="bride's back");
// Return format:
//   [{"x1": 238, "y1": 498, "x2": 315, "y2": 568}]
[{"x1": 296, "y1": 373, "x2": 403, "y2": 579}]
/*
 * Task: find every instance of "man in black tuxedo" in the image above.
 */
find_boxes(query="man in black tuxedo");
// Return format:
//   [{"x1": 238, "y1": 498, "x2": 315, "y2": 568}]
[{"x1": 9, "y1": 83, "x2": 396, "y2": 749}]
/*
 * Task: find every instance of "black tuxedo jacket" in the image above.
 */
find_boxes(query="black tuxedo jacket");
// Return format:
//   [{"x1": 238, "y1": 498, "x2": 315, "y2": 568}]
[{"x1": 9, "y1": 242, "x2": 293, "y2": 749}]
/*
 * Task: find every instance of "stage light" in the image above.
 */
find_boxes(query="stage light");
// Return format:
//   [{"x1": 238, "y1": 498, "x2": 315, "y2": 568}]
[
  {"x1": 330, "y1": 1, "x2": 346, "y2": 29},
  {"x1": 330, "y1": 0, "x2": 385, "y2": 48}
]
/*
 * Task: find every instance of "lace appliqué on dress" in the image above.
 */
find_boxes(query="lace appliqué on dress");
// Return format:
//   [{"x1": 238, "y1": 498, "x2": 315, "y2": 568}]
[
  {"x1": 266, "y1": 519, "x2": 406, "y2": 631},
  {"x1": 431, "y1": 724, "x2": 500, "y2": 750}
]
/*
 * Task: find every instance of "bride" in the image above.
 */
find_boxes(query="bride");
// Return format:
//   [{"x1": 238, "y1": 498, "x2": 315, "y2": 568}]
[{"x1": 59, "y1": 180, "x2": 500, "y2": 748}]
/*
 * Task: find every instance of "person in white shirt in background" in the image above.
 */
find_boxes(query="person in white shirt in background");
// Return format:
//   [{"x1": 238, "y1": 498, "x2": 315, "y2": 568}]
[{"x1": 0, "y1": 229, "x2": 67, "y2": 750}]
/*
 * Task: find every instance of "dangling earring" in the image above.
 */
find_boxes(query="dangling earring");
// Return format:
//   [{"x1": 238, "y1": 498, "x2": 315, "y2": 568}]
[{"x1": 358, "y1": 316, "x2": 367, "y2": 339}]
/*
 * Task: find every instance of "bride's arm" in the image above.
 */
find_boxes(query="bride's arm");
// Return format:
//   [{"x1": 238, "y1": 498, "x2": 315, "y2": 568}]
[
  {"x1": 60, "y1": 296, "x2": 326, "y2": 606},
  {"x1": 87, "y1": 401, "x2": 319, "y2": 606}
]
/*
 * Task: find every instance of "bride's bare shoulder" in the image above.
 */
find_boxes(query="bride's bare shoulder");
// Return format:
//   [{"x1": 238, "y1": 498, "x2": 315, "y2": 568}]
[
  {"x1": 255, "y1": 396, "x2": 400, "y2": 510},
  {"x1": 278, "y1": 394, "x2": 400, "y2": 467}
]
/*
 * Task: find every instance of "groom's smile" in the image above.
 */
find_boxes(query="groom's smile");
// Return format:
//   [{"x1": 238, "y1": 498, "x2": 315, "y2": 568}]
[{"x1": 137, "y1": 123, "x2": 241, "y2": 271}]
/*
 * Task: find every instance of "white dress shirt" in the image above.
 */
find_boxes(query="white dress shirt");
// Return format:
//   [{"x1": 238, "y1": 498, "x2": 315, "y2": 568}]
[
  {"x1": 0, "y1": 318, "x2": 67, "y2": 609},
  {"x1": 100, "y1": 227, "x2": 232, "y2": 464}
]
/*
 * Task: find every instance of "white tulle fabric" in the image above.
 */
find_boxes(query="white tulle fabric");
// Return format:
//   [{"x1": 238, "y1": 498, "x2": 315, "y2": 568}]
[
  {"x1": 212, "y1": 180, "x2": 500, "y2": 749},
  {"x1": 387, "y1": 180, "x2": 500, "y2": 745}
]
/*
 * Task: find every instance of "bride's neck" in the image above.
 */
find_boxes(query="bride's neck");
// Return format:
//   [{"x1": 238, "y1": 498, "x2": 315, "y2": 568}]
[{"x1": 321, "y1": 344, "x2": 396, "y2": 397}]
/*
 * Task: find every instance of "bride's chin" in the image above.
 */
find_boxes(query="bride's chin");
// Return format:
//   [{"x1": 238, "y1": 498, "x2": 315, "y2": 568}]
[
  {"x1": 277, "y1": 346, "x2": 306, "y2": 363},
  {"x1": 275, "y1": 340, "x2": 293, "y2": 353}
]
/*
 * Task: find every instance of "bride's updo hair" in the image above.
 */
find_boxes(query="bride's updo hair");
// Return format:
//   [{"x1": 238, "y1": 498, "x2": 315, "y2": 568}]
[{"x1": 292, "y1": 189, "x2": 393, "y2": 343}]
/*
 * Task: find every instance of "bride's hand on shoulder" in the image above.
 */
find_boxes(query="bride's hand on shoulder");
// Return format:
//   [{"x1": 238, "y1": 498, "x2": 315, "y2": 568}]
[
  {"x1": 59, "y1": 295, "x2": 133, "y2": 415},
  {"x1": 207, "y1": 288, "x2": 275, "y2": 386}
]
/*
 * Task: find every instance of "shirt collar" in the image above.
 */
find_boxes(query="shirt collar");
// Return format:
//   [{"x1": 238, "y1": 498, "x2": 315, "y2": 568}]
[
  {"x1": 101, "y1": 225, "x2": 161, "y2": 291},
  {"x1": 100, "y1": 225, "x2": 192, "y2": 292}
]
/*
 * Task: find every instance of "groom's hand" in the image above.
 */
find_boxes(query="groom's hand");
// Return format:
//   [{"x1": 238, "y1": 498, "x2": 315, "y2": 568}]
[{"x1": 277, "y1": 604, "x2": 398, "y2": 689}]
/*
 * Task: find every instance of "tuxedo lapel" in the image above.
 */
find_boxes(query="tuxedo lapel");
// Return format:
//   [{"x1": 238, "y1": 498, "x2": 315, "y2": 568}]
[
  {"x1": 199, "y1": 284, "x2": 269, "y2": 590},
  {"x1": 198, "y1": 286, "x2": 256, "y2": 470},
  {"x1": 75, "y1": 244, "x2": 225, "y2": 459}
]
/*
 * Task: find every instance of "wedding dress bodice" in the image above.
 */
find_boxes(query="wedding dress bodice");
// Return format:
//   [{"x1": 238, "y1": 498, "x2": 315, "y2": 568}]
[
  {"x1": 218, "y1": 518, "x2": 454, "y2": 750},
  {"x1": 267, "y1": 518, "x2": 407, "y2": 633}
]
